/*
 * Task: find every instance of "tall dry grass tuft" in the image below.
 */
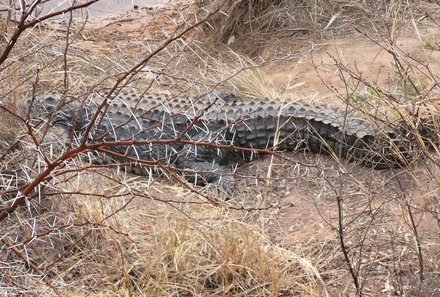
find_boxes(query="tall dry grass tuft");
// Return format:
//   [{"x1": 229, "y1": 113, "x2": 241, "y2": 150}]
[
  {"x1": 199, "y1": 0, "x2": 437, "y2": 48},
  {"x1": 0, "y1": 170, "x2": 330, "y2": 295}
]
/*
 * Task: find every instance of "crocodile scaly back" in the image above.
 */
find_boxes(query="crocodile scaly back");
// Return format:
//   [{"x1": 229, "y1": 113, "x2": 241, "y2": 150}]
[{"x1": 20, "y1": 91, "x2": 418, "y2": 189}]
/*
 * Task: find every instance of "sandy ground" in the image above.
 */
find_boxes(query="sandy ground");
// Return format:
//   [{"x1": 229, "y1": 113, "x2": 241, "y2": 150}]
[
  {"x1": 79, "y1": 1, "x2": 440, "y2": 103},
  {"x1": 80, "y1": 0, "x2": 440, "y2": 243},
  {"x1": 65, "y1": 2, "x2": 440, "y2": 294},
  {"x1": 2, "y1": 1, "x2": 440, "y2": 295}
]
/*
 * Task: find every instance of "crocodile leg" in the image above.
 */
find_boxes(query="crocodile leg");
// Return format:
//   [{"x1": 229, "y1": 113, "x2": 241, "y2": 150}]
[
  {"x1": 175, "y1": 156, "x2": 233, "y2": 191},
  {"x1": 174, "y1": 120, "x2": 236, "y2": 191}
]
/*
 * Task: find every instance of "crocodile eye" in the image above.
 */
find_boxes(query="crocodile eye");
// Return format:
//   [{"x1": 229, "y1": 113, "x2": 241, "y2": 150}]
[{"x1": 45, "y1": 96, "x2": 58, "y2": 104}]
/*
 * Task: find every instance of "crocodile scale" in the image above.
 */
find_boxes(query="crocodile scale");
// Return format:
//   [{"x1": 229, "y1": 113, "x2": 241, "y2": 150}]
[{"x1": 21, "y1": 90, "x2": 413, "y2": 189}]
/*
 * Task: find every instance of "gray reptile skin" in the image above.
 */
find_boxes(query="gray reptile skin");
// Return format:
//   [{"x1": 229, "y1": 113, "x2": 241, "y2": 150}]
[{"x1": 21, "y1": 90, "x2": 416, "y2": 189}]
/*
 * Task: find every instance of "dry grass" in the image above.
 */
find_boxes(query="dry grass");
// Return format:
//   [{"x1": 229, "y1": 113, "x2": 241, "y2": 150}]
[
  {"x1": 0, "y1": 11, "x2": 331, "y2": 296},
  {"x1": 198, "y1": 0, "x2": 438, "y2": 47},
  {"x1": 1, "y1": 1, "x2": 440, "y2": 296},
  {"x1": 0, "y1": 168, "x2": 334, "y2": 296}
]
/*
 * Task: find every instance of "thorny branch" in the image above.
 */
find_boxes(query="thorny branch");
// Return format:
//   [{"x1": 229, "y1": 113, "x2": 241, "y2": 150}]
[
  {"x1": 1, "y1": 1, "x2": 439, "y2": 296},
  {"x1": 0, "y1": 0, "x2": 101, "y2": 68},
  {"x1": 0, "y1": 2, "x2": 229, "y2": 293},
  {"x1": 0, "y1": 2, "x2": 224, "y2": 223},
  {"x1": 79, "y1": 4, "x2": 223, "y2": 146}
]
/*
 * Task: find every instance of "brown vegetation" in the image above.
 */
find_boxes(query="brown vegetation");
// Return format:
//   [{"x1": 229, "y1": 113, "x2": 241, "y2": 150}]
[{"x1": 0, "y1": 0, "x2": 439, "y2": 296}]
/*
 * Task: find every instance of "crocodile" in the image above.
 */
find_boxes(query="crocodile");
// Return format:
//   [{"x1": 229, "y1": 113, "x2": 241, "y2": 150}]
[{"x1": 20, "y1": 90, "x2": 423, "y2": 189}]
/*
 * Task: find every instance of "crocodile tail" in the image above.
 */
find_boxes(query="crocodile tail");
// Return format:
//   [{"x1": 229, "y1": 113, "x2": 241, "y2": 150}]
[{"x1": 226, "y1": 109, "x2": 413, "y2": 168}]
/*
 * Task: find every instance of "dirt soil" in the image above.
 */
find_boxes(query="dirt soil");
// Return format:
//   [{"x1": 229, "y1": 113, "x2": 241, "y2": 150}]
[
  {"x1": 82, "y1": 2, "x2": 440, "y2": 217},
  {"x1": 85, "y1": 5, "x2": 440, "y2": 293},
  {"x1": 64, "y1": 1, "x2": 440, "y2": 294},
  {"x1": 2, "y1": 0, "x2": 440, "y2": 296}
]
